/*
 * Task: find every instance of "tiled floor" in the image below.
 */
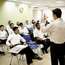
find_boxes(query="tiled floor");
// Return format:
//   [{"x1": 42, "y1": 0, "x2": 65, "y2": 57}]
[{"x1": 0, "y1": 51, "x2": 51, "y2": 65}]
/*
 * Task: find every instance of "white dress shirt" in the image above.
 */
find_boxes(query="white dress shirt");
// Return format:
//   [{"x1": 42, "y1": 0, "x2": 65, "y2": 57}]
[
  {"x1": 25, "y1": 24, "x2": 32, "y2": 29},
  {"x1": 6, "y1": 25, "x2": 14, "y2": 35},
  {"x1": 18, "y1": 26, "x2": 29, "y2": 35},
  {"x1": 43, "y1": 18, "x2": 65, "y2": 44},
  {"x1": 0, "y1": 30, "x2": 8, "y2": 40},
  {"x1": 6, "y1": 33, "x2": 26, "y2": 46},
  {"x1": 33, "y1": 28, "x2": 45, "y2": 40},
  {"x1": 6, "y1": 25, "x2": 10, "y2": 30}
]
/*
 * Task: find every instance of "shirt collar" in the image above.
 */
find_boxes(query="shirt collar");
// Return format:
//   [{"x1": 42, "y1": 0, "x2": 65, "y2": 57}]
[{"x1": 55, "y1": 18, "x2": 63, "y2": 23}]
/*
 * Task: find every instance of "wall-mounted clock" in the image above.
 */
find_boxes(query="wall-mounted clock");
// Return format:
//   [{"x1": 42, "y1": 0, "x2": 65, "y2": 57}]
[{"x1": 19, "y1": 7, "x2": 23, "y2": 13}]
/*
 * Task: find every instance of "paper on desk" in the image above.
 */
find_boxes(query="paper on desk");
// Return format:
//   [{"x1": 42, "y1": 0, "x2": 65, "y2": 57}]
[{"x1": 9, "y1": 45, "x2": 28, "y2": 54}]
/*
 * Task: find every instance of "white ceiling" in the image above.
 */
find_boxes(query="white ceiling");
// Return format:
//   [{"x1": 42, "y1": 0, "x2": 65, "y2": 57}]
[{"x1": 7, "y1": 0, "x2": 65, "y2": 8}]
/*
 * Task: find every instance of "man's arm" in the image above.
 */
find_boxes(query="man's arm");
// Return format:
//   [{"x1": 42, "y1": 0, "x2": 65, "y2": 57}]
[
  {"x1": 20, "y1": 35, "x2": 26, "y2": 44},
  {"x1": 42, "y1": 22, "x2": 54, "y2": 33},
  {"x1": 6, "y1": 35, "x2": 12, "y2": 46}
]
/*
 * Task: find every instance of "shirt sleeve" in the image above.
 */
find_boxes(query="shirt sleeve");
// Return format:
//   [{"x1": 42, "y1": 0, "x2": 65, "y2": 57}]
[
  {"x1": 20, "y1": 35, "x2": 26, "y2": 43},
  {"x1": 6, "y1": 35, "x2": 12, "y2": 46},
  {"x1": 42, "y1": 22, "x2": 54, "y2": 33},
  {"x1": 33, "y1": 29, "x2": 38, "y2": 37},
  {"x1": 5, "y1": 30, "x2": 8, "y2": 38},
  {"x1": 24, "y1": 27, "x2": 29, "y2": 34}
]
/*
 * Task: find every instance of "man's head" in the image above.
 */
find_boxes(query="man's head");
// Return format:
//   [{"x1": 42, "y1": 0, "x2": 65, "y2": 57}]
[
  {"x1": 37, "y1": 20, "x2": 40, "y2": 23},
  {"x1": 16, "y1": 21, "x2": 20, "y2": 26},
  {"x1": 13, "y1": 27, "x2": 19, "y2": 34},
  {"x1": 19, "y1": 23, "x2": 23, "y2": 27},
  {"x1": 32, "y1": 20, "x2": 36, "y2": 24},
  {"x1": 26, "y1": 20, "x2": 29, "y2": 25},
  {"x1": 36, "y1": 23, "x2": 40, "y2": 30},
  {"x1": 10, "y1": 23, "x2": 14, "y2": 29},
  {"x1": 52, "y1": 8, "x2": 62, "y2": 20},
  {"x1": 0, "y1": 25, "x2": 4, "y2": 31},
  {"x1": 8, "y1": 20, "x2": 11, "y2": 25}
]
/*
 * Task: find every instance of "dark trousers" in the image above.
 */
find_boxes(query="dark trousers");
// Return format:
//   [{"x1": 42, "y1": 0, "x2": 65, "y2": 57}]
[
  {"x1": 35, "y1": 38, "x2": 50, "y2": 53},
  {"x1": 0, "y1": 39, "x2": 7, "y2": 44},
  {"x1": 0, "y1": 39, "x2": 7, "y2": 53},
  {"x1": 11, "y1": 44, "x2": 37, "y2": 65},
  {"x1": 50, "y1": 42, "x2": 65, "y2": 65},
  {"x1": 19, "y1": 46, "x2": 36, "y2": 65}
]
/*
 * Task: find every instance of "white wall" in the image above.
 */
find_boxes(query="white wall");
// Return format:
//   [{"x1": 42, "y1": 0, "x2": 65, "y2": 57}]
[
  {"x1": 0, "y1": 1, "x2": 33, "y2": 25},
  {"x1": 0, "y1": 1, "x2": 65, "y2": 26},
  {"x1": 61, "y1": 8, "x2": 65, "y2": 21}
]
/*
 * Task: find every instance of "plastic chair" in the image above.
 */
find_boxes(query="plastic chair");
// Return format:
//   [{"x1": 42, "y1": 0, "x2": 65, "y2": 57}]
[{"x1": 8, "y1": 45, "x2": 27, "y2": 65}]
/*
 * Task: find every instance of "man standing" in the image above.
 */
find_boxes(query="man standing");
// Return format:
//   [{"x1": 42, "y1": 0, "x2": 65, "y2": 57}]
[{"x1": 43, "y1": 8, "x2": 65, "y2": 65}]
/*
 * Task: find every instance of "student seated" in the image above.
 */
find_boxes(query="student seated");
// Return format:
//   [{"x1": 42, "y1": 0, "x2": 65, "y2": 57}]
[
  {"x1": 6, "y1": 27, "x2": 42, "y2": 65},
  {"x1": 6, "y1": 20, "x2": 12, "y2": 32},
  {"x1": 0, "y1": 25, "x2": 8, "y2": 54},
  {"x1": 33, "y1": 23, "x2": 49, "y2": 53},
  {"x1": 25, "y1": 20, "x2": 31, "y2": 29},
  {"x1": 18, "y1": 23, "x2": 29, "y2": 35},
  {"x1": 27, "y1": 20, "x2": 37, "y2": 41},
  {"x1": 6, "y1": 20, "x2": 12, "y2": 29},
  {"x1": 6, "y1": 23, "x2": 14, "y2": 35}
]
